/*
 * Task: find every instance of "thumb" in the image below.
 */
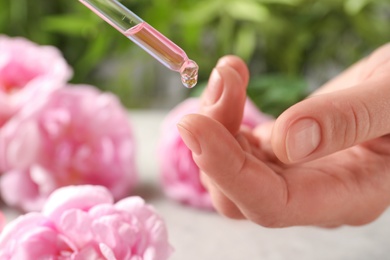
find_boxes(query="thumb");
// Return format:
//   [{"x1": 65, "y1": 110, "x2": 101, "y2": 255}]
[{"x1": 272, "y1": 74, "x2": 390, "y2": 163}]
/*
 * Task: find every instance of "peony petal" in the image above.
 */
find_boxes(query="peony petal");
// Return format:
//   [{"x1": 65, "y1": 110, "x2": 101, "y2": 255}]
[
  {"x1": 0, "y1": 213, "x2": 45, "y2": 248},
  {"x1": 5, "y1": 120, "x2": 41, "y2": 170},
  {"x1": 114, "y1": 196, "x2": 146, "y2": 214},
  {"x1": 0, "y1": 169, "x2": 40, "y2": 209},
  {"x1": 12, "y1": 227, "x2": 59, "y2": 259},
  {"x1": 143, "y1": 247, "x2": 156, "y2": 260},
  {"x1": 88, "y1": 204, "x2": 118, "y2": 219},
  {"x1": 41, "y1": 108, "x2": 71, "y2": 138},
  {"x1": 43, "y1": 185, "x2": 113, "y2": 220},
  {"x1": 59, "y1": 209, "x2": 93, "y2": 248},
  {"x1": 91, "y1": 216, "x2": 119, "y2": 249},
  {"x1": 73, "y1": 246, "x2": 104, "y2": 260},
  {"x1": 0, "y1": 212, "x2": 5, "y2": 232},
  {"x1": 99, "y1": 243, "x2": 117, "y2": 260},
  {"x1": 100, "y1": 137, "x2": 115, "y2": 164},
  {"x1": 30, "y1": 165, "x2": 57, "y2": 195}
]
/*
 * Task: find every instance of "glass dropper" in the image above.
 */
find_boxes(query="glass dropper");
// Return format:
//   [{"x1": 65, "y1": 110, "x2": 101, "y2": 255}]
[{"x1": 79, "y1": 0, "x2": 198, "y2": 88}]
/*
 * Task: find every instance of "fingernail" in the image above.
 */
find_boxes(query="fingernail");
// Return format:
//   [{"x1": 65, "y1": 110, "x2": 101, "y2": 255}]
[
  {"x1": 286, "y1": 119, "x2": 321, "y2": 162},
  {"x1": 204, "y1": 68, "x2": 223, "y2": 106},
  {"x1": 177, "y1": 124, "x2": 202, "y2": 155}
]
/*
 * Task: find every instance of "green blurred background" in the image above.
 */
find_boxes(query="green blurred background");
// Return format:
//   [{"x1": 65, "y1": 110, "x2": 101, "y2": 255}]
[{"x1": 1, "y1": 0, "x2": 389, "y2": 116}]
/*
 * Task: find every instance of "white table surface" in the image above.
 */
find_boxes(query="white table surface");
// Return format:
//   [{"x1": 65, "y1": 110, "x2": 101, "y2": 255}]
[{"x1": 3, "y1": 110, "x2": 390, "y2": 260}]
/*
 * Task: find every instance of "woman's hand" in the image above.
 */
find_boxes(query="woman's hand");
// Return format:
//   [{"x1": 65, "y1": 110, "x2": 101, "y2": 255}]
[{"x1": 177, "y1": 44, "x2": 390, "y2": 228}]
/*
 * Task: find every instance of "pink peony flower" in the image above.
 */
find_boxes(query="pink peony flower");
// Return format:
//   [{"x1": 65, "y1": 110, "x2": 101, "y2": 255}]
[
  {"x1": 0, "y1": 35, "x2": 73, "y2": 127},
  {"x1": 0, "y1": 86, "x2": 137, "y2": 211},
  {"x1": 0, "y1": 212, "x2": 4, "y2": 232},
  {"x1": 157, "y1": 98, "x2": 271, "y2": 210},
  {"x1": 0, "y1": 185, "x2": 173, "y2": 260}
]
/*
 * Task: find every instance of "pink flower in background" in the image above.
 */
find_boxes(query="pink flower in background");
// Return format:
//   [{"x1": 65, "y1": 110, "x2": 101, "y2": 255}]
[
  {"x1": 0, "y1": 185, "x2": 173, "y2": 260},
  {"x1": 0, "y1": 35, "x2": 73, "y2": 127},
  {"x1": 0, "y1": 212, "x2": 4, "y2": 232},
  {"x1": 157, "y1": 98, "x2": 270, "y2": 210},
  {"x1": 0, "y1": 86, "x2": 137, "y2": 212}
]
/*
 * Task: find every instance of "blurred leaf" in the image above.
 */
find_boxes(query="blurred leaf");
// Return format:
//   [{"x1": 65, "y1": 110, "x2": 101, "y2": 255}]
[
  {"x1": 10, "y1": 0, "x2": 28, "y2": 26},
  {"x1": 218, "y1": 15, "x2": 235, "y2": 55},
  {"x1": 73, "y1": 32, "x2": 112, "y2": 79},
  {"x1": 344, "y1": 0, "x2": 371, "y2": 15},
  {"x1": 225, "y1": 1, "x2": 269, "y2": 23},
  {"x1": 0, "y1": 2, "x2": 7, "y2": 28},
  {"x1": 142, "y1": 0, "x2": 172, "y2": 33},
  {"x1": 178, "y1": 0, "x2": 222, "y2": 25},
  {"x1": 254, "y1": 0, "x2": 302, "y2": 4},
  {"x1": 234, "y1": 24, "x2": 257, "y2": 61},
  {"x1": 41, "y1": 15, "x2": 99, "y2": 36},
  {"x1": 180, "y1": 23, "x2": 203, "y2": 51},
  {"x1": 247, "y1": 74, "x2": 308, "y2": 116}
]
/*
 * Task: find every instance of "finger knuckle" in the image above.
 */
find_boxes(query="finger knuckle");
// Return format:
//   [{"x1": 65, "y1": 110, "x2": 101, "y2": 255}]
[{"x1": 329, "y1": 98, "x2": 371, "y2": 147}]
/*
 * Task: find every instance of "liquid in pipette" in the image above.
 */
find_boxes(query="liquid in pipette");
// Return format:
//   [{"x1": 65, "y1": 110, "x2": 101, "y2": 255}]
[{"x1": 125, "y1": 22, "x2": 198, "y2": 88}]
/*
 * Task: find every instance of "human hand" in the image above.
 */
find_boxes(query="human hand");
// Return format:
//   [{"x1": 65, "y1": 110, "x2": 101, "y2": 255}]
[{"x1": 177, "y1": 44, "x2": 390, "y2": 228}]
